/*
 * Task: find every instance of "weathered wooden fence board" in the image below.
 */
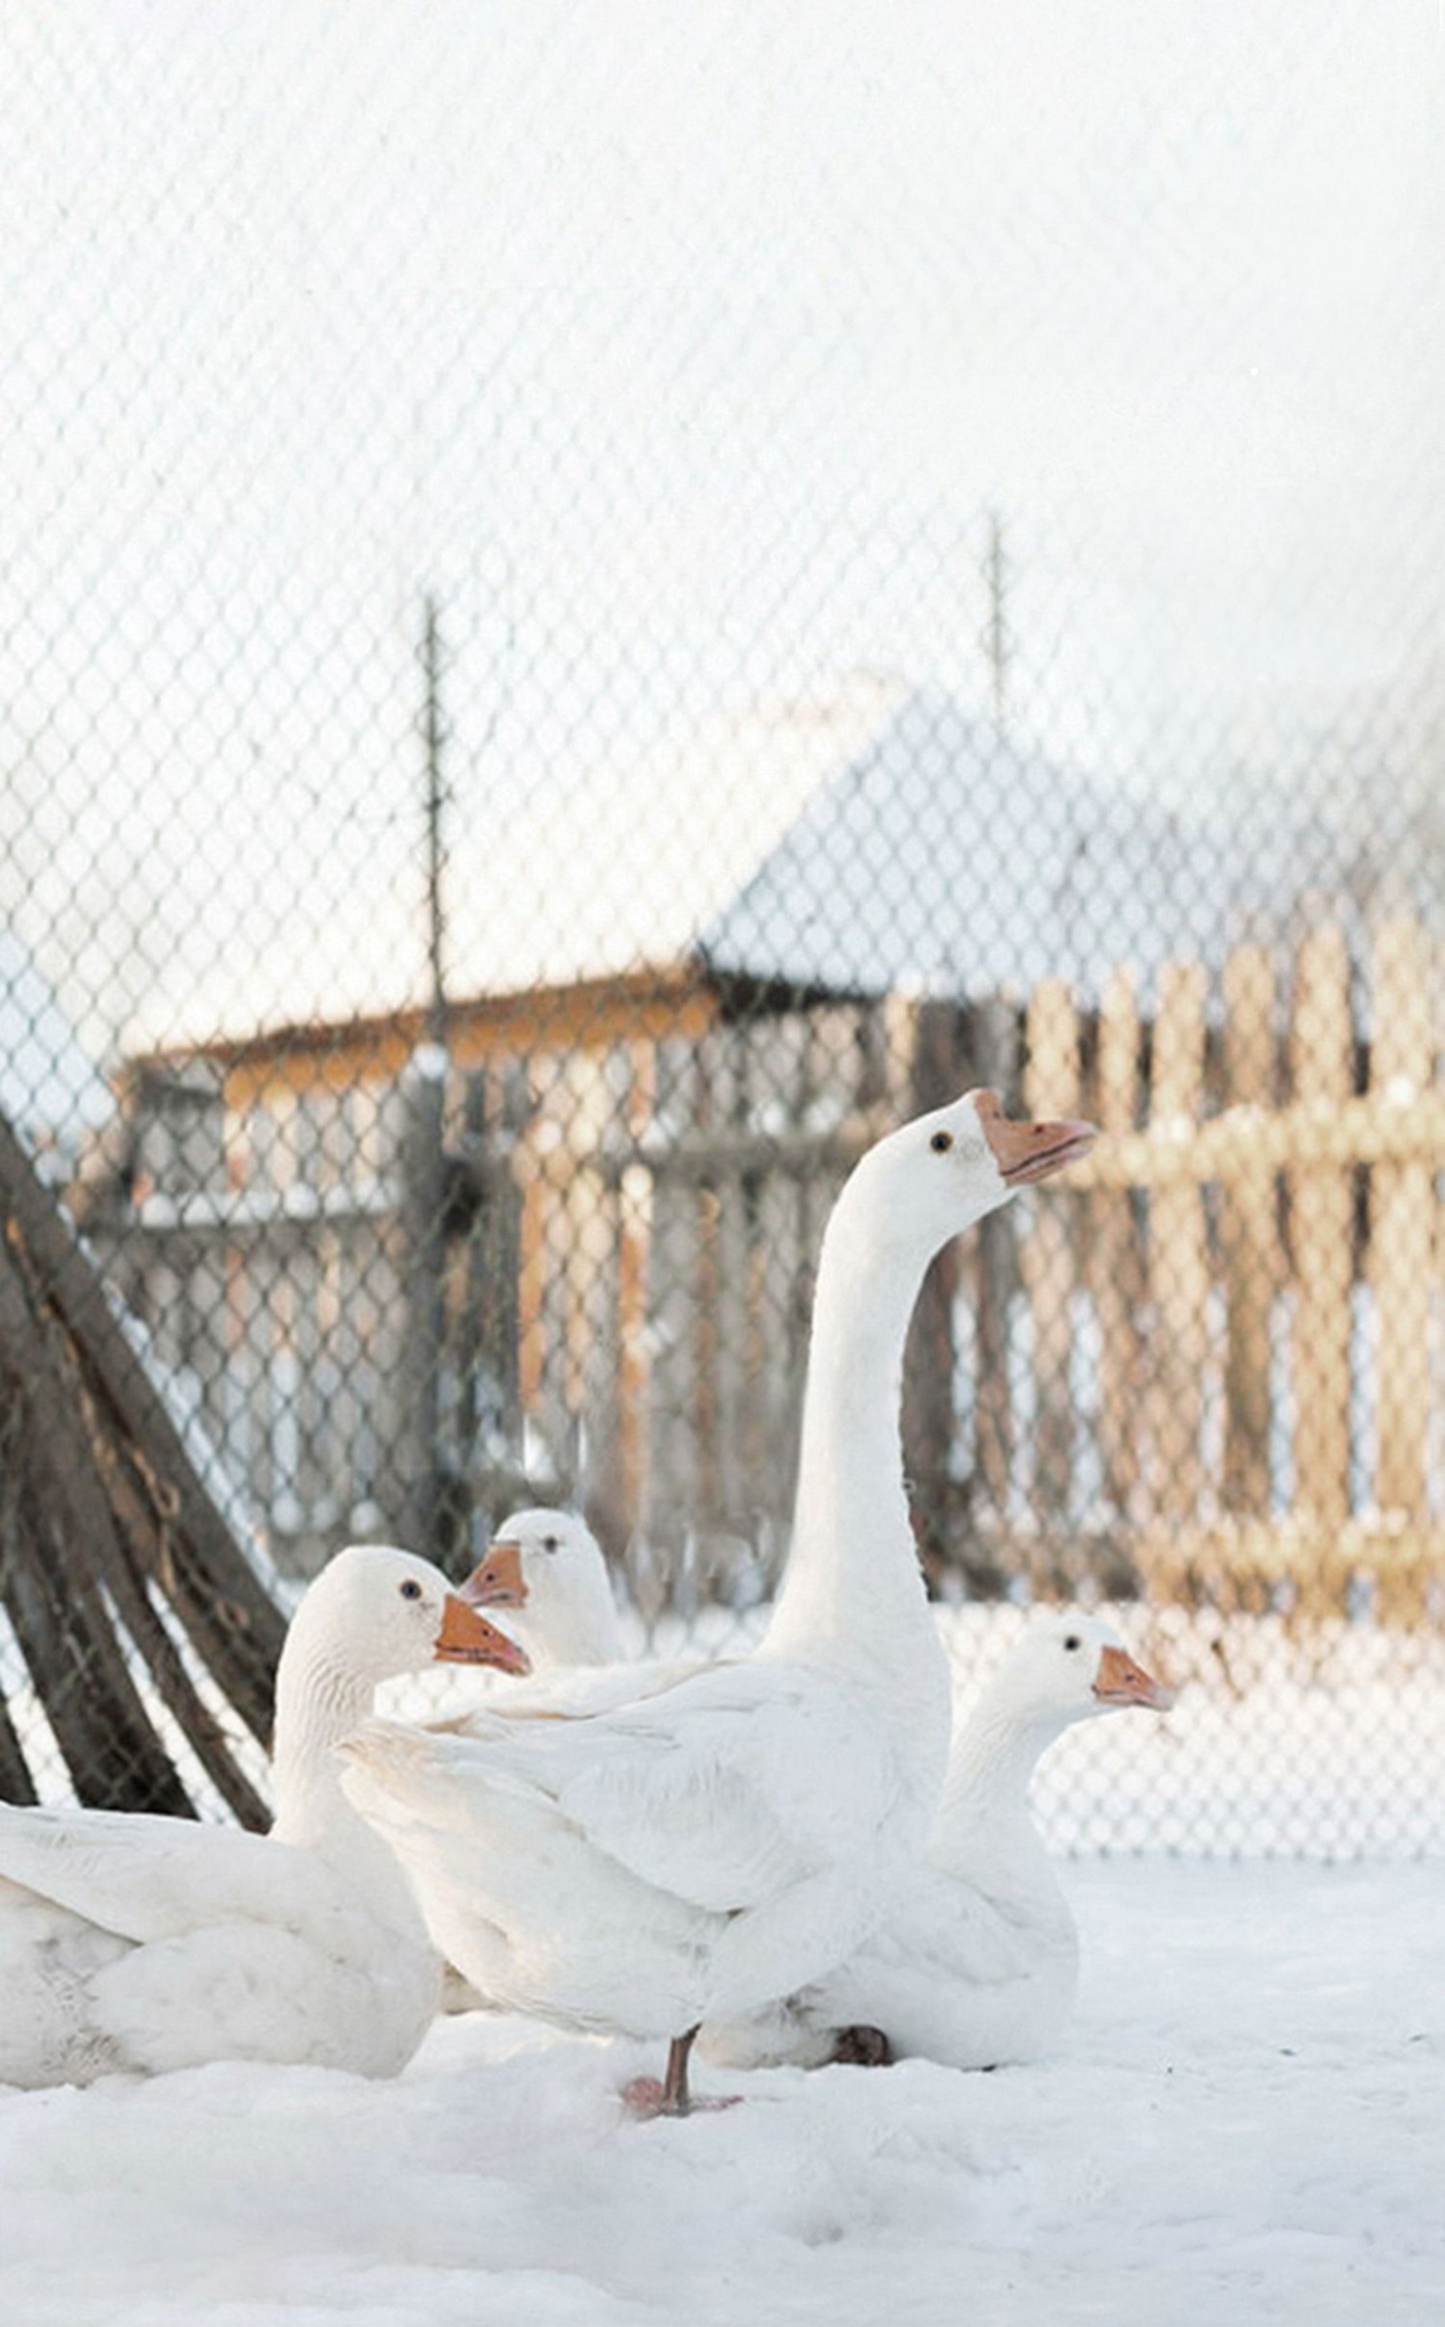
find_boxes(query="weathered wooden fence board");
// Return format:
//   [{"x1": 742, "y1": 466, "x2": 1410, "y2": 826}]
[
  {"x1": 1219, "y1": 942, "x2": 1280, "y2": 1517},
  {"x1": 1369, "y1": 918, "x2": 1433, "y2": 1512},
  {"x1": 1021, "y1": 978, "x2": 1082, "y2": 1577},
  {"x1": 1289, "y1": 927, "x2": 1355, "y2": 1590},
  {"x1": 1087, "y1": 965, "x2": 1145, "y2": 1533},
  {"x1": 1366, "y1": 915, "x2": 1435, "y2": 1623},
  {"x1": 1144, "y1": 961, "x2": 1211, "y2": 1546}
]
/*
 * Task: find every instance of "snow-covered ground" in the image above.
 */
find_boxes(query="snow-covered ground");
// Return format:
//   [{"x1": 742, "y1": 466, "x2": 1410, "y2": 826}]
[{"x1": 2, "y1": 1854, "x2": 1440, "y2": 2327}]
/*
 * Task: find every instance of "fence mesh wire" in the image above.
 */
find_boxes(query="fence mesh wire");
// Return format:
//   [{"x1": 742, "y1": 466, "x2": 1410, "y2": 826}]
[{"x1": 2, "y1": 0, "x2": 1443, "y2": 1852}]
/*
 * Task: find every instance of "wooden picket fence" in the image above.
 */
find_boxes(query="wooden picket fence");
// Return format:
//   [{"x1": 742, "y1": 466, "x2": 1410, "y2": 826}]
[
  {"x1": 106, "y1": 910, "x2": 1443, "y2": 1627},
  {"x1": 518, "y1": 913, "x2": 1443, "y2": 1626},
  {"x1": 1020, "y1": 916, "x2": 1443, "y2": 1624}
]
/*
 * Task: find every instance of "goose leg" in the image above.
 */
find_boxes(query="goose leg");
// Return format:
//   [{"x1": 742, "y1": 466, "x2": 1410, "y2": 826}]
[
  {"x1": 662, "y1": 2026, "x2": 698, "y2": 2112},
  {"x1": 621, "y1": 2026, "x2": 741, "y2": 2118}
]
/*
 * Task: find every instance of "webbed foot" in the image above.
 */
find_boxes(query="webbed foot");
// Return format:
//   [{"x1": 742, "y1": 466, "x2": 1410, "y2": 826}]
[{"x1": 831, "y1": 2024, "x2": 894, "y2": 2067}]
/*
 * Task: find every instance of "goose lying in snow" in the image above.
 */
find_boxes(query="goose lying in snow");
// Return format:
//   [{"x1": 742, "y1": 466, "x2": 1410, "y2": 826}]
[
  {"x1": 0, "y1": 1545, "x2": 528, "y2": 2087},
  {"x1": 337, "y1": 1088, "x2": 1096, "y2": 2114},
  {"x1": 701, "y1": 1610, "x2": 1173, "y2": 2073}
]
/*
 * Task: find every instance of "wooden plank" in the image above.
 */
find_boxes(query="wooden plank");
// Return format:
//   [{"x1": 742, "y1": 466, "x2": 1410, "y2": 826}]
[
  {"x1": 901, "y1": 999, "x2": 967, "y2": 1550},
  {"x1": 1130, "y1": 1513, "x2": 1437, "y2": 1614},
  {"x1": 614, "y1": 1038, "x2": 657, "y2": 1538},
  {"x1": 751, "y1": 1146, "x2": 804, "y2": 1527},
  {"x1": 559, "y1": 1056, "x2": 615, "y2": 1439},
  {"x1": 1087, "y1": 966, "x2": 1144, "y2": 1533},
  {"x1": 1021, "y1": 979, "x2": 1082, "y2": 1585},
  {"x1": 566, "y1": 1046, "x2": 635, "y2": 1547},
  {"x1": 693, "y1": 1177, "x2": 724, "y2": 1524},
  {"x1": 1220, "y1": 944, "x2": 1281, "y2": 1515},
  {"x1": 639, "y1": 1167, "x2": 700, "y2": 1548},
  {"x1": 1367, "y1": 913, "x2": 1434, "y2": 1621},
  {"x1": 634, "y1": 1036, "x2": 705, "y2": 1563},
  {"x1": 0, "y1": 1254, "x2": 195, "y2": 1814},
  {"x1": 712, "y1": 1022, "x2": 765, "y2": 1530},
  {"x1": 397, "y1": 1058, "x2": 450, "y2": 1556},
  {"x1": 0, "y1": 1672, "x2": 36, "y2": 1804},
  {"x1": 710, "y1": 1031, "x2": 754, "y2": 1528},
  {"x1": 512, "y1": 1103, "x2": 547, "y2": 1415},
  {"x1": 968, "y1": 995, "x2": 1020, "y2": 1546},
  {"x1": 2, "y1": 1214, "x2": 268, "y2": 1817},
  {"x1": 1288, "y1": 925, "x2": 1355, "y2": 1599},
  {"x1": 1143, "y1": 960, "x2": 1210, "y2": 1530},
  {"x1": 513, "y1": 1095, "x2": 580, "y2": 1479},
  {"x1": 1063, "y1": 1086, "x2": 1445, "y2": 1188},
  {"x1": 66, "y1": 1395, "x2": 273, "y2": 1825},
  {"x1": 1, "y1": 1472, "x2": 174, "y2": 1810},
  {"x1": 0, "y1": 1114, "x2": 284, "y2": 1740},
  {"x1": 686, "y1": 1024, "x2": 732, "y2": 1530},
  {"x1": 0, "y1": 1420, "x2": 42, "y2": 1804}
]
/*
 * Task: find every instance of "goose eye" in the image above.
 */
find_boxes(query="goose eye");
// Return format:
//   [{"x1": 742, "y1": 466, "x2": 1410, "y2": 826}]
[
  {"x1": 1063, "y1": 1633, "x2": 1081, "y2": 1652},
  {"x1": 399, "y1": 1579, "x2": 423, "y2": 1601},
  {"x1": 542, "y1": 1536, "x2": 559, "y2": 1554},
  {"x1": 930, "y1": 1131, "x2": 954, "y2": 1153}
]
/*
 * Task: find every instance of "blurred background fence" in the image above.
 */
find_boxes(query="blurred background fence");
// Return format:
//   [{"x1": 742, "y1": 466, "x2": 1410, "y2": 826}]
[{"x1": 2, "y1": 0, "x2": 1442, "y2": 1849}]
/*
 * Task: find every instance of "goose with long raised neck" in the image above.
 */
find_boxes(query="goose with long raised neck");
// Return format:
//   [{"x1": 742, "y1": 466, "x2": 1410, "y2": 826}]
[
  {"x1": 702, "y1": 1611, "x2": 1173, "y2": 2073},
  {"x1": 338, "y1": 1087, "x2": 1096, "y2": 2115},
  {"x1": 0, "y1": 1544, "x2": 528, "y2": 2087}
]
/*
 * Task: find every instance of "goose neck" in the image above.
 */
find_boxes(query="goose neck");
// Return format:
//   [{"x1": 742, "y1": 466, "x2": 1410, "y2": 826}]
[
  {"x1": 930, "y1": 1696, "x2": 1069, "y2": 1908},
  {"x1": 762, "y1": 1210, "x2": 937, "y2": 1672},
  {"x1": 269, "y1": 1640, "x2": 380, "y2": 1848},
  {"x1": 525, "y1": 1583, "x2": 624, "y2": 1670}
]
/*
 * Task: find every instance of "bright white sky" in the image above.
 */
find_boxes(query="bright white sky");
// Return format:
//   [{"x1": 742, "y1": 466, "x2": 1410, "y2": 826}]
[{"x1": 1, "y1": 0, "x2": 1439, "y2": 1060}]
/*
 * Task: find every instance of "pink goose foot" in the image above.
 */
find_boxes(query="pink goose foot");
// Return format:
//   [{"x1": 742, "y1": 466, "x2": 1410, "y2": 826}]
[{"x1": 621, "y1": 2028, "x2": 742, "y2": 2118}]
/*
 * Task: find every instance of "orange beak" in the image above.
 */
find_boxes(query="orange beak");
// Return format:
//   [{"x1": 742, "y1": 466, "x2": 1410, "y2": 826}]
[
  {"x1": 974, "y1": 1089, "x2": 1098, "y2": 1187},
  {"x1": 1093, "y1": 1643, "x2": 1174, "y2": 1711},
  {"x1": 461, "y1": 1540, "x2": 527, "y2": 1609},
  {"x1": 434, "y1": 1593, "x2": 531, "y2": 1676}
]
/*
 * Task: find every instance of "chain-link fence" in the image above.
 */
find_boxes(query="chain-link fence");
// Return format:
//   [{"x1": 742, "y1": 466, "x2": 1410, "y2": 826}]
[{"x1": 2, "y1": 1, "x2": 1442, "y2": 1852}]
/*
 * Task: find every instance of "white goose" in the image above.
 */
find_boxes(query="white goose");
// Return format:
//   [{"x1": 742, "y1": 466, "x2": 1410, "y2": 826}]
[
  {"x1": 453, "y1": 1512, "x2": 715, "y2": 1727},
  {"x1": 457, "y1": 1528, "x2": 1171, "y2": 2068},
  {"x1": 466, "y1": 1506, "x2": 625, "y2": 1669},
  {"x1": 702, "y1": 1611, "x2": 1172, "y2": 2072},
  {"x1": 338, "y1": 1089, "x2": 1096, "y2": 2113},
  {"x1": 438, "y1": 1506, "x2": 628, "y2": 2020},
  {"x1": 0, "y1": 1544, "x2": 528, "y2": 2086}
]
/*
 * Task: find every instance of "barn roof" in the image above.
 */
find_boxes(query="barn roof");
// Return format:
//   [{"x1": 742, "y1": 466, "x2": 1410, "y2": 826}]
[
  {"x1": 696, "y1": 685, "x2": 1254, "y2": 1001},
  {"x1": 128, "y1": 673, "x2": 1272, "y2": 1057},
  {"x1": 441, "y1": 675, "x2": 1257, "y2": 1011}
]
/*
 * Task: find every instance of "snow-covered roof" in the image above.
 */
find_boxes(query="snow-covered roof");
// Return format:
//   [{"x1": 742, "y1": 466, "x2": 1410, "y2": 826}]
[
  {"x1": 442, "y1": 673, "x2": 917, "y2": 1000},
  {"x1": 437, "y1": 676, "x2": 1260, "y2": 1012},
  {"x1": 130, "y1": 674, "x2": 1276, "y2": 1055},
  {"x1": 123, "y1": 677, "x2": 912, "y2": 1052},
  {"x1": 697, "y1": 687, "x2": 1258, "y2": 1001}
]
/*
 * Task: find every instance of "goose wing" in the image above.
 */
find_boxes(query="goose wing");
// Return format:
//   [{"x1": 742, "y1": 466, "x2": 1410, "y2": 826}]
[
  {"x1": 348, "y1": 1661, "x2": 900, "y2": 1916},
  {"x1": 0, "y1": 1803, "x2": 348, "y2": 1949}
]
